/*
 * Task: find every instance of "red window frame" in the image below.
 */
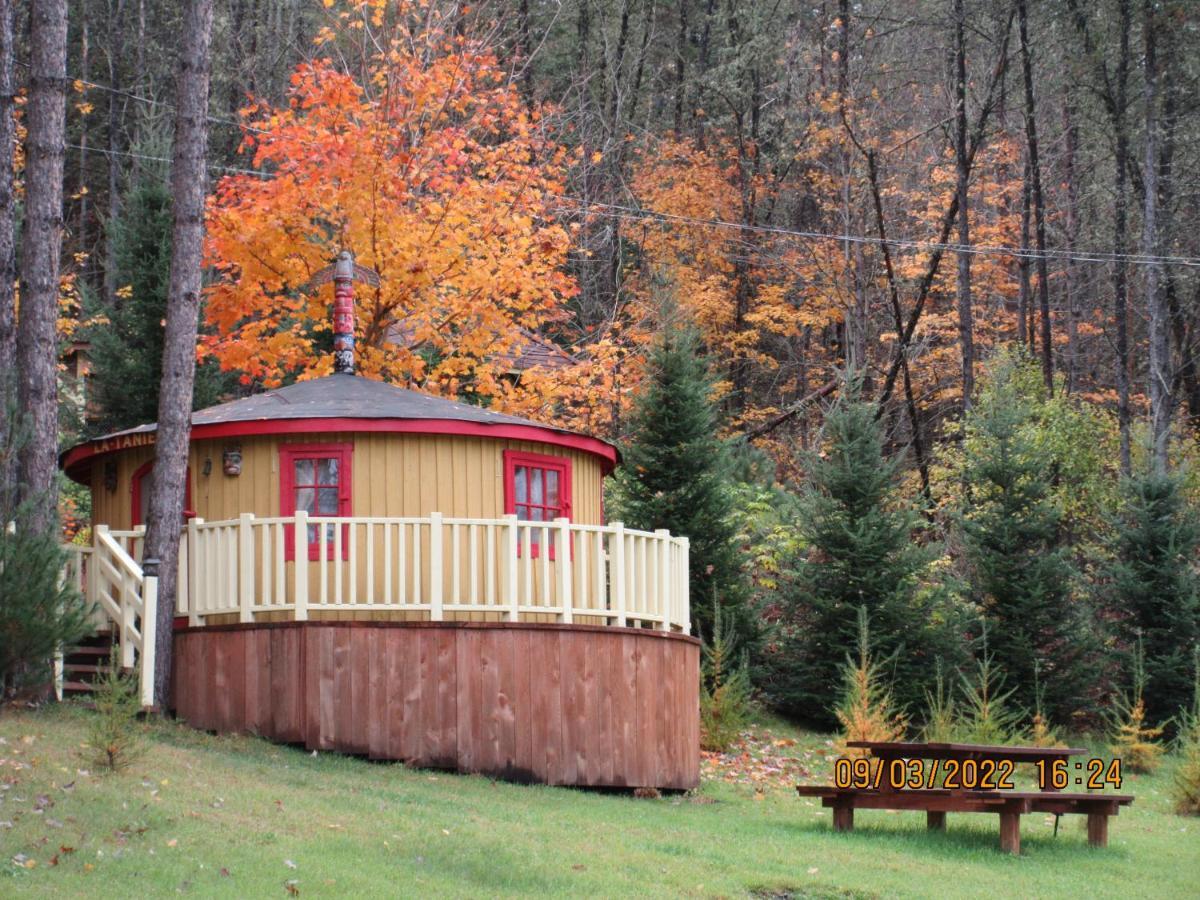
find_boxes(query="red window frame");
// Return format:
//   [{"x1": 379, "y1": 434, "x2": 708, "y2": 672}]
[
  {"x1": 130, "y1": 460, "x2": 194, "y2": 526},
  {"x1": 280, "y1": 443, "x2": 353, "y2": 561},
  {"x1": 503, "y1": 450, "x2": 572, "y2": 559}
]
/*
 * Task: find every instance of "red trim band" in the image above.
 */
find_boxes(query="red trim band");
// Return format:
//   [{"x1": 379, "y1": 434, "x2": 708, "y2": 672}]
[{"x1": 61, "y1": 417, "x2": 619, "y2": 476}]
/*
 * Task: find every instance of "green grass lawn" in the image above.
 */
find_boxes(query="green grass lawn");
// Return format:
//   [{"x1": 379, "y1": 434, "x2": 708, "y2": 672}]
[{"x1": 0, "y1": 704, "x2": 1195, "y2": 898}]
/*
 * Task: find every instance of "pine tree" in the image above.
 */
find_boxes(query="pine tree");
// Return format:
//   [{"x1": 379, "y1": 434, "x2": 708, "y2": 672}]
[
  {"x1": 835, "y1": 607, "x2": 907, "y2": 754},
  {"x1": 87, "y1": 178, "x2": 227, "y2": 434},
  {"x1": 699, "y1": 593, "x2": 753, "y2": 752},
  {"x1": 0, "y1": 396, "x2": 93, "y2": 696},
  {"x1": 956, "y1": 623, "x2": 1023, "y2": 745},
  {"x1": 1028, "y1": 662, "x2": 1063, "y2": 748},
  {"x1": 1172, "y1": 646, "x2": 1200, "y2": 815},
  {"x1": 958, "y1": 359, "x2": 1094, "y2": 724},
  {"x1": 1108, "y1": 637, "x2": 1164, "y2": 774},
  {"x1": 1106, "y1": 468, "x2": 1200, "y2": 728},
  {"x1": 612, "y1": 320, "x2": 745, "y2": 639},
  {"x1": 921, "y1": 659, "x2": 958, "y2": 743},
  {"x1": 763, "y1": 381, "x2": 964, "y2": 726},
  {"x1": 87, "y1": 648, "x2": 146, "y2": 772}
]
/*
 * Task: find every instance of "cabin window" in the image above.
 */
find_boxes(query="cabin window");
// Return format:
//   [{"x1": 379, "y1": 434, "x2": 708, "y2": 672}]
[
  {"x1": 503, "y1": 450, "x2": 572, "y2": 559},
  {"x1": 280, "y1": 443, "x2": 352, "y2": 560},
  {"x1": 130, "y1": 460, "x2": 194, "y2": 527}
]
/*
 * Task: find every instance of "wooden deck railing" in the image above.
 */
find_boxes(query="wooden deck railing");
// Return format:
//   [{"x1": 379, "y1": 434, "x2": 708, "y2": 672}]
[
  {"x1": 61, "y1": 526, "x2": 158, "y2": 707},
  {"x1": 64, "y1": 514, "x2": 689, "y2": 705},
  {"x1": 180, "y1": 514, "x2": 691, "y2": 632}
]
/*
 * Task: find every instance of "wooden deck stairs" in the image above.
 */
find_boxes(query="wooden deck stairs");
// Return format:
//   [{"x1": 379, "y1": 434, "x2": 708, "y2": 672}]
[{"x1": 59, "y1": 629, "x2": 117, "y2": 697}]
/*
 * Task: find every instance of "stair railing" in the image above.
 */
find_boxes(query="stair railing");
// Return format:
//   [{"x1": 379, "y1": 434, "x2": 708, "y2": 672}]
[{"x1": 92, "y1": 525, "x2": 157, "y2": 707}]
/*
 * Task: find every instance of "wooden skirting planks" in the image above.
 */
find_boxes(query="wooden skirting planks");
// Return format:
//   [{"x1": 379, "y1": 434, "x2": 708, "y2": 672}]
[{"x1": 172, "y1": 621, "x2": 700, "y2": 790}]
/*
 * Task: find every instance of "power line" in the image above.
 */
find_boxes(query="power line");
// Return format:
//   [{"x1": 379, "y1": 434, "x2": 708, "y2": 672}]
[
  {"x1": 67, "y1": 143, "x2": 268, "y2": 179},
  {"x1": 556, "y1": 198, "x2": 1200, "y2": 270},
  {"x1": 54, "y1": 70, "x2": 1200, "y2": 270}
]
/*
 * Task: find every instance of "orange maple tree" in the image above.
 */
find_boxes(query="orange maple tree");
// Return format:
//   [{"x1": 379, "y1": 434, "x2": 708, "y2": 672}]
[{"x1": 203, "y1": 0, "x2": 580, "y2": 410}]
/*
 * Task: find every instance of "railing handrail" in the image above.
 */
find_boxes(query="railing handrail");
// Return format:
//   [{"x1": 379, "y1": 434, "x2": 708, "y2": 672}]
[
  {"x1": 95, "y1": 526, "x2": 144, "y2": 586},
  {"x1": 186, "y1": 514, "x2": 688, "y2": 546}
]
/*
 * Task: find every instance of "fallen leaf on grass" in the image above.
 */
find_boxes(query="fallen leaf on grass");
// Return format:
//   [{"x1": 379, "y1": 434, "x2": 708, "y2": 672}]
[
  {"x1": 83, "y1": 863, "x2": 94, "y2": 873},
  {"x1": 572, "y1": 864, "x2": 586, "y2": 871},
  {"x1": 808, "y1": 867, "x2": 819, "y2": 875},
  {"x1": 285, "y1": 879, "x2": 301, "y2": 896},
  {"x1": 166, "y1": 839, "x2": 178, "y2": 848},
  {"x1": 220, "y1": 867, "x2": 231, "y2": 877}
]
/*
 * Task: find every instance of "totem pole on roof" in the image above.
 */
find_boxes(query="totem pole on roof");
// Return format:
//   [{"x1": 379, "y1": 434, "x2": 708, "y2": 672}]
[{"x1": 304, "y1": 250, "x2": 382, "y2": 375}]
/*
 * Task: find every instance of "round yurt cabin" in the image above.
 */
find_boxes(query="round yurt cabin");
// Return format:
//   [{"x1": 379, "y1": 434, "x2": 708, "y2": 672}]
[{"x1": 61, "y1": 371, "x2": 698, "y2": 789}]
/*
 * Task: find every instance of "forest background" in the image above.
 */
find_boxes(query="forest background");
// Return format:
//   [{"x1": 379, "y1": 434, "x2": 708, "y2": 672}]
[{"x1": 6, "y1": 0, "x2": 1200, "y2": 737}]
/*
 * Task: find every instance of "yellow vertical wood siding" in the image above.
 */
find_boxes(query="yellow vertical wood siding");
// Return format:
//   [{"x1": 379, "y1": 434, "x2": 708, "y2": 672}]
[{"x1": 83, "y1": 430, "x2": 608, "y2": 625}]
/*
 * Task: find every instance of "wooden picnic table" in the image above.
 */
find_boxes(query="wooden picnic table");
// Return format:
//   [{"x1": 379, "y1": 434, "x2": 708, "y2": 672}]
[{"x1": 798, "y1": 740, "x2": 1134, "y2": 854}]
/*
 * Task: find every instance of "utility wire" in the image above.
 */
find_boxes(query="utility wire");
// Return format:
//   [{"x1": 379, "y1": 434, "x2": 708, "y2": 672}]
[
  {"x1": 51, "y1": 69, "x2": 1200, "y2": 270},
  {"x1": 555, "y1": 198, "x2": 1200, "y2": 269}
]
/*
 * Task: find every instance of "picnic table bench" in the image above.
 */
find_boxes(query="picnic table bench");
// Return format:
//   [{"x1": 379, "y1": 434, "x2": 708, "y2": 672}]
[{"x1": 796, "y1": 741, "x2": 1134, "y2": 854}]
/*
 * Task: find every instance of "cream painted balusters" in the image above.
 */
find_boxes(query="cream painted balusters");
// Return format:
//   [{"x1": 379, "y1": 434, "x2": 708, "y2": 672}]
[{"x1": 176, "y1": 513, "x2": 690, "y2": 631}]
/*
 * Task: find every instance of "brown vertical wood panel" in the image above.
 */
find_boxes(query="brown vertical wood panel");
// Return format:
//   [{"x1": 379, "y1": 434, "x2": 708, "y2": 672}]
[
  {"x1": 510, "y1": 629, "x2": 533, "y2": 780},
  {"x1": 433, "y1": 629, "x2": 457, "y2": 765},
  {"x1": 172, "y1": 623, "x2": 698, "y2": 789},
  {"x1": 366, "y1": 628, "x2": 386, "y2": 757},
  {"x1": 333, "y1": 628, "x2": 356, "y2": 752},
  {"x1": 242, "y1": 630, "x2": 260, "y2": 734},
  {"x1": 477, "y1": 630, "x2": 502, "y2": 775},
  {"x1": 609, "y1": 634, "x2": 637, "y2": 787},
  {"x1": 455, "y1": 628, "x2": 482, "y2": 773},
  {"x1": 635, "y1": 633, "x2": 661, "y2": 789},
  {"x1": 588, "y1": 634, "x2": 616, "y2": 786},
  {"x1": 528, "y1": 627, "x2": 562, "y2": 783},
  {"x1": 683, "y1": 641, "x2": 700, "y2": 785},
  {"x1": 559, "y1": 632, "x2": 585, "y2": 785},
  {"x1": 397, "y1": 629, "x2": 421, "y2": 761}
]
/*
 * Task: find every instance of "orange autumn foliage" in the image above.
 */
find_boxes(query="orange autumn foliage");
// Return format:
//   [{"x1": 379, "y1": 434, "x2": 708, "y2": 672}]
[{"x1": 203, "y1": 1, "x2": 580, "y2": 414}]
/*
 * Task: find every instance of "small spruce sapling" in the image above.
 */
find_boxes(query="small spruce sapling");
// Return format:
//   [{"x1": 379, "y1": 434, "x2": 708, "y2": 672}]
[
  {"x1": 1028, "y1": 662, "x2": 1064, "y2": 748},
  {"x1": 87, "y1": 649, "x2": 146, "y2": 773},
  {"x1": 699, "y1": 593, "x2": 753, "y2": 752},
  {"x1": 1108, "y1": 636, "x2": 1164, "y2": 774},
  {"x1": 1172, "y1": 646, "x2": 1200, "y2": 815},
  {"x1": 921, "y1": 658, "x2": 957, "y2": 743},
  {"x1": 835, "y1": 606, "x2": 907, "y2": 758},
  {"x1": 956, "y1": 623, "x2": 1022, "y2": 745}
]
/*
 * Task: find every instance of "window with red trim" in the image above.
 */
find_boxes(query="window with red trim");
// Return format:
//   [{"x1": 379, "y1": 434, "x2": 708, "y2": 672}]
[
  {"x1": 503, "y1": 450, "x2": 572, "y2": 559},
  {"x1": 131, "y1": 461, "x2": 194, "y2": 526},
  {"x1": 280, "y1": 443, "x2": 352, "y2": 560}
]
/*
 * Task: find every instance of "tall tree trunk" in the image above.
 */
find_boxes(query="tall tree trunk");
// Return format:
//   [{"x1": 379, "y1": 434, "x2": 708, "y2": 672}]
[
  {"x1": 143, "y1": 0, "x2": 213, "y2": 709},
  {"x1": 1017, "y1": 153, "x2": 1031, "y2": 349},
  {"x1": 104, "y1": 0, "x2": 125, "y2": 302},
  {"x1": 517, "y1": 0, "x2": 534, "y2": 107},
  {"x1": 17, "y1": 0, "x2": 69, "y2": 533},
  {"x1": 954, "y1": 0, "x2": 974, "y2": 411},
  {"x1": 866, "y1": 150, "x2": 931, "y2": 500},
  {"x1": 1017, "y1": 0, "x2": 1052, "y2": 391},
  {"x1": 0, "y1": 0, "x2": 15, "y2": 441},
  {"x1": 1113, "y1": 0, "x2": 1133, "y2": 474},
  {"x1": 673, "y1": 0, "x2": 687, "y2": 138},
  {"x1": 76, "y1": 0, "x2": 89, "y2": 280},
  {"x1": 1141, "y1": 0, "x2": 1169, "y2": 472},
  {"x1": 875, "y1": 6, "x2": 1014, "y2": 411},
  {"x1": 1063, "y1": 92, "x2": 1080, "y2": 394},
  {"x1": 837, "y1": 0, "x2": 866, "y2": 378}
]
